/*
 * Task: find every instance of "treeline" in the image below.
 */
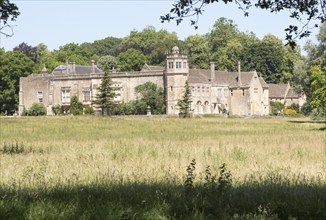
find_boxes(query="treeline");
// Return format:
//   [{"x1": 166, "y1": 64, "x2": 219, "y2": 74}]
[{"x1": 1, "y1": 18, "x2": 326, "y2": 116}]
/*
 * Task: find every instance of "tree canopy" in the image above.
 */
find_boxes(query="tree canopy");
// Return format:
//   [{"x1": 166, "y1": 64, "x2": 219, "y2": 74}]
[{"x1": 161, "y1": 0, "x2": 326, "y2": 47}]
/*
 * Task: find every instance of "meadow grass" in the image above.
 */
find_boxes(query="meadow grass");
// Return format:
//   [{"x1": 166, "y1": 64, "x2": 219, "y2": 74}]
[{"x1": 0, "y1": 116, "x2": 325, "y2": 219}]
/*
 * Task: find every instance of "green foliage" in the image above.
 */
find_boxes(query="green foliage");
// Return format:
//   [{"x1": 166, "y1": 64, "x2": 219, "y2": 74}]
[
  {"x1": 288, "y1": 103, "x2": 300, "y2": 113},
  {"x1": 97, "y1": 55, "x2": 117, "y2": 72},
  {"x1": 84, "y1": 106, "x2": 94, "y2": 115},
  {"x1": 185, "y1": 34, "x2": 210, "y2": 69},
  {"x1": 116, "y1": 48, "x2": 146, "y2": 71},
  {"x1": 52, "y1": 104, "x2": 63, "y2": 115},
  {"x1": 22, "y1": 103, "x2": 47, "y2": 116},
  {"x1": 0, "y1": 50, "x2": 35, "y2": 114},
  {"x1": 92, "y1": 72, "x2": 117, "y2": 116},
  {"x1": 119, "y1": 26, "x2": 180, "y2": 65},
  {"x1": 70, "y1": 96, "x2": 83, "y2": 115},
  {"x1": 0, "y1": 0, "x2": 20, "y2": 24},
  {"x1": 270, "y1": 101, "x2": 285, "y2": 115},
  {"x1": 310, "y1": 66, "x2": 326, "y2": 122},
  {"x1": 135, "y1": 82, "x2": 165, "y2": 114},
  {"x1": 161, "y1": 0, "x2": 326, "y2": 46},
  {"x1": 177, "y1": 81, "x2": 192, "y2": 118}
]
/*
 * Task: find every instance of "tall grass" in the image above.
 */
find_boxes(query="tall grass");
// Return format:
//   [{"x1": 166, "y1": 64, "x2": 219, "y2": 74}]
[{"x1": 0, "y1": 116, "x2": 325, "y2": 219}]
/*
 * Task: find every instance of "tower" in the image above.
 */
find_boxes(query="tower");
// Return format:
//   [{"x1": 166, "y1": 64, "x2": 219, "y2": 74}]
[{"x1": 164, "y1": 46, "x2": 189, "y2": 115}]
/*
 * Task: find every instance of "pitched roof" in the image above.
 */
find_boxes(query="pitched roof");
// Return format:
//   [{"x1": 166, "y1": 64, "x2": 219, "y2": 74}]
[
  {"x1": 268, "y1": 83, "x2": 300, "y2": 98},
  {"x1": 52, "y1": 65, "x2": 103, "y2": 75},
  {"x1": 188, "y1": 69, "x2": 258, "y2": 88},
  {"x1": 141, "y1": 64, "x2": 164, "y2": 72}
]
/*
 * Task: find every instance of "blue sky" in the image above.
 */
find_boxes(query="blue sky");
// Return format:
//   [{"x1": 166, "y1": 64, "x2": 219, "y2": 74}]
[{"x1": 0, "y1": 0, "x2": 320, "y2": 52}]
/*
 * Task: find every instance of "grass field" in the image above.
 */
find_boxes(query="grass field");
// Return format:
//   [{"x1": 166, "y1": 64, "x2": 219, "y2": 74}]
[{"x1": 0, "y1": 116, "x2": 325, "y2": 219}]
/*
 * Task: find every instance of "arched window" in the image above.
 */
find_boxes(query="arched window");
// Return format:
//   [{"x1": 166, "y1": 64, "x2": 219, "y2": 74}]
[
  {"x1": 196, "y1": 101, "x2": 202, "y2": 114},
  {"x1": 203, "y1": 101, "x2": 209, "y2": 113}
]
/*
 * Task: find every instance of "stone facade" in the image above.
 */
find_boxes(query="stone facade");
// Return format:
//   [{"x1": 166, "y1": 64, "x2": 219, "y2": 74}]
[
  {"x1": 268, "y1": 83, "x2": 306, "y2": 108},
  {"x1": 19, "y1": 47, "x2": 271, "y2": 116}
]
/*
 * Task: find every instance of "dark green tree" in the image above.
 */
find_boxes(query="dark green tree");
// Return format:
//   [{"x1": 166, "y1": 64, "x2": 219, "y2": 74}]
[
  {"x1": 116, "y1": 48, "x2": 146, "y2": 71},
  {"x1": 185, "y1": 34, "x2": 210, "y2": 69},
  {"x1": 177, "y1": 80, "x2": 192, "y2": 118},
  {"x1": 310, "y1": 66, "x2": 326, "y2": 122},
  {"x1": 92, "y1": 72, "x2": 117, "y2": 116},
  {"x1": 0, "y1": 50, "x2": 35, "y2": 114},
  {"x1": 70, "y1": 96, "x2": 83, "y2": 115},
  {"x1": 0, "y1": 0, "x2": 20, "y2": 37},
  {"x1": 135, "y1": 82, "x2": 165, "y2": 114}
]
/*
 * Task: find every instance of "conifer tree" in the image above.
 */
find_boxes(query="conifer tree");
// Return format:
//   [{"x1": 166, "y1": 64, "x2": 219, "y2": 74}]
[
  {"x1": 93, "y1": 71, "x2": 117, "y2": 116},
  {"x1": 177, "y1": 80, "x2": 192, "y2": 118}
]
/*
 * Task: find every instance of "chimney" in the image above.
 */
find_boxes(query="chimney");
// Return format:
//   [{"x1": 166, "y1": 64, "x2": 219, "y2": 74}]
[
  {"x1": 66, "y1": 60, "x2": 69, "y2": 74},
  {"x1": 238, "y1": 61, "x2": 242, "y2": 86},
  {"x1": 72, "y1": 62, "x2": 76, "y2": 74},
  {"x1": 210, "y1": 62, "x2": 215, "y2": 81},
  {"x1": 91, "y1": 60, "x2": 95, "y2": 74}
]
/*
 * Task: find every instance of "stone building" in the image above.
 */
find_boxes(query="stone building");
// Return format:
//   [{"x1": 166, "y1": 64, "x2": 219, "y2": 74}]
[
  {"x1": 268, "y1": 83, "x2": 306, "y2": 108},
  {"x1": 19, "y1": 46, "x2": 270, "y2": 116}
]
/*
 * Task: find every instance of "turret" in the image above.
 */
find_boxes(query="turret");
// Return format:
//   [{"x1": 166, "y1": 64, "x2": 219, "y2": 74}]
[{"x1": 164, "y1": 46, "x2": 189, "y2": 115}]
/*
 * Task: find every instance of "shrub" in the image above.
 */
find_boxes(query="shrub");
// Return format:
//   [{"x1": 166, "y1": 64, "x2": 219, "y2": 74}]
[
  {"x1": 52, "y1": 104, "x2": 63, "y2": 115},
  {"x1": 288, "y1": 103, "x2": 300, "y2": 113},
  {"x1": 70, "y1": 96, "x2": 83, "y2": 115},
  {"x1": 270, "y1": 101, "x2": 285, "y2": 115},
  {"x1": 23, "y1": 103, "x2": 47, "y2": 116},
  {"x1": 84, "y1": 106, "x2": 94, "y2": 115},
  {"x1": 284, "y1": 108, "x2": 297, "y2": 115}
]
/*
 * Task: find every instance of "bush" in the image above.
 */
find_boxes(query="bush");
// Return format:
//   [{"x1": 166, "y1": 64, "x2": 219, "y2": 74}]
[
  {"x1": 288, "y1": 103, "x2": 300, "y2": 113},
  {"x1": 52, "y1": 104, "x2": 63, "y2": 115},
  {"x1": 284, "y1": 108, "x2": 297, "y2": 115},
  {"x1": 84, "y1": 106, "x2": 94, "y2": 115},
  {"x1": 22, "y1": 103, "x2": 47, "y2": 116},
  {"x1": 270, "y1": 101, "x2": 285, "y2": 115},
  {"x1": 70, "y1": 96, "x2": 83, "y2": 115}
]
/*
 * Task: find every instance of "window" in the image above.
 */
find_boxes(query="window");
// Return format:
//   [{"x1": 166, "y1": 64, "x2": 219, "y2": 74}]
[
  {"x1": 61, "y1": 88, "x2": 71, "y2": 104},
  {"x1": 83, "y1": 91, "x2": 91, "y2": 102},
  {"x1": 217, "y1": 88, "x2": 222, "y2": 97},
  {"x1": 183, "y1": 62, "x2": 187, "y2": 68},
  {"x1": 37, "y1": 91, "x2": 43, "y2": 103},
  {"x1": 169, "y1": 62, "x2": 174, "y2": 69},
  {"x1": 176, "y1": 62, "x2": 182, "y2": 68},
  {"x1": 242, "y1": 89, "x2": 245, "y2": 96},
  {"x1": 230, "y1": 89, "x2": 233, "y2": 96},
  {"x1": 170, "y1": 86, "x2": 173, "y2": 92},
  {"x1": 224, "y1": 88, "x2": 229, "y2": 97}
]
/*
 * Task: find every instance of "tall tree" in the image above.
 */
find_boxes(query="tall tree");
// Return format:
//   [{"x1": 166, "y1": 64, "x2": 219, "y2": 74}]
[
  {"x1": 134, "y1": 82, "x2": 165, "y2": 114},
  {"x1": 0, "y1": 50, "x2": 34, "y2": 114},
  {"x1": 177, "y1": 80, "x2": 192, "y2": 118},
  {"x1": 13, "y1": 42, "x2": 38, "y2": 63},
  {"x1": 161, "y1": 0, "x2": 326, "y2": 47},
  {"x1": 185, "y1": 34, "x2": 210, "y2": 69},
  {"x1": 310, "y1": 66, "x2": 326, "y2": 122},
  {"x1": 97, "y1": 55, "x2": 117, "y2": 73},
  {"x1": 92, "y1": 72, "x2": 116, "y2": 116},
  {"x1": 116, "y1": 48, "x2": 146, "y2": 71},
  {"x1": 243, "y1": 35, "x2": 286, "y2": 83}
]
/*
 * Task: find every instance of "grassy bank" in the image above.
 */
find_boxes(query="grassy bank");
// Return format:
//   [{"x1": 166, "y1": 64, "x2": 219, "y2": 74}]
[{"x1": 0, "y1": 116, "x2": 325, "y2": 219}]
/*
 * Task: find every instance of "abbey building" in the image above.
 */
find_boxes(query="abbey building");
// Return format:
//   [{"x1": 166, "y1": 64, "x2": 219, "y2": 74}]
[{"x1": 19, "y1": 46, "x2": 290, "y2": 116}]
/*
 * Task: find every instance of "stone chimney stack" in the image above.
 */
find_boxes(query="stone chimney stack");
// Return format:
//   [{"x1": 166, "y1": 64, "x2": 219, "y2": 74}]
[
  {"x1": 210, "y1": 62, "x2": 215, "y2": 81},
  {"x1": 66, "y1": 60, "x2": 69, "y2": 74},
  {"x1": 72, "y1": 62, "x2": 76, "y2": 74},
  {"x1": 91, "y1": 60, "x2": 95, "y2": 74},
  {"x1": 238, "y1": 61, "x2": 242, "y2": 86}
]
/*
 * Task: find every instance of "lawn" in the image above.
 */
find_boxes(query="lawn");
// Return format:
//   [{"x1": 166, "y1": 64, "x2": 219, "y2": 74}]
[{"x1": 0, "y1": 116, "x2": 325, "y2": 219}]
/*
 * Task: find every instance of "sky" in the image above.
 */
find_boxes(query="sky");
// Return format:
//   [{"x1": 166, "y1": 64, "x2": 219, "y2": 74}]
[{"x1": 0, "y1": 0, "x2": 321, "y2": 53}]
